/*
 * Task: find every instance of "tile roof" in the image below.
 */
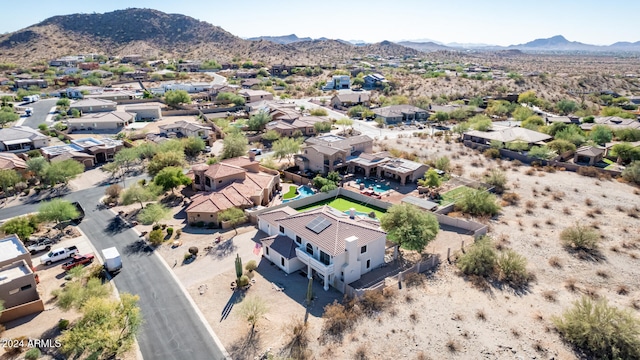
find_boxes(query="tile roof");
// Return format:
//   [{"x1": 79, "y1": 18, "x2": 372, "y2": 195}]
[
  {"x1": 261, "y1": 235, "x2": 298, "y2": 259},
  {"x1": 373, "y1": 105, "x2": 427, "y2": 118},
  {"x1": 0, "y1": 152, "x2": 27, "y2": 170},
  {"x1": 0, "y1": 126, "x2": 48, "y2": 142},
  {"x1": 220, "y1": 156, "x2": 256, "y2": 168},
  {"x1": 466, "y1": 128, "x2": 552, "y2": 143},
  {"x1": 204, "y1": 162, "x2": 247, "y2": 179},
  {"x1": 575, "y1": 146, "x2": 605, "y2": 157},
  {"x1": 159, "y1": 120, "x2": 209, "y2": 132},
  {"x1": 186, "y1": 185, "x2": 253, "y2": 213},
  {"x1": 260, "y1": 205, "x2": 386, "y2": 256}
]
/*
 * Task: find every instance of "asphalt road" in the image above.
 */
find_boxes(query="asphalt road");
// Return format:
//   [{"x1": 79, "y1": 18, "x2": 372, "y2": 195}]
[
  {"x1": 0, "y1": 185, "x2": 228, "y2": 360},
  {"x1": 17, "y1": 98, "x2": 57, "y2": 128}
]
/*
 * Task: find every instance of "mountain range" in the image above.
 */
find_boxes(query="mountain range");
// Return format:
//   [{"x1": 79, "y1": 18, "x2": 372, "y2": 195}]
[{"x1": 0, "y1": 8, "x2": 638, "y2": 66}]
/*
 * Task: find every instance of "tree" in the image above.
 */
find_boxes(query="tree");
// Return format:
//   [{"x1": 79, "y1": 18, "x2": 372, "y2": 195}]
[
  {"x1": 147, "y1": 151, "x2": 185, "y2": 176},
  {"x1": 556, "y1": 99, "x2": 578, "y2": 115},
  {"x1": 430, "y1": 111, "x2": 449, "y2": 123},
  {"x1": 483, "y1": 169, "x2": 507, "y2": 194},
  {"x1": 222, "y1": 132, "x2": 248, "y2": 159},
  {"x1": 452, "y1": 122, "x2": 470, "y2": 136},
  {"x1": 238, "y1": 296, "x2": 268, "y2": 336},
  {"x1": 44, "y1": 159, "x2": 84, "y2": 187},
  {"x1": 164, "y1": 90, "x2": 191, "y2": 107},
  {"x1": 589, "y1": 125, "x2": 613, "y2": 145},
  {"x1": 153, "y1": 166, "x2": 192, "y2": 193},
  {"x1": 137, "y1": 204, "x2": 170, "y2": 225},
  {"x1": 56, "y1": 98, "x2": 70, "y2": 108},
  {"x1": 547, "y1": 139, "x2": 576, "y2": 154},
  {"x1": 335, "y1": 118, "x2": 353, "y2": 135},
  {"x1": 380, "y1": 203, "x2": 439, "y2": 260},
  {"x1": 512, "y1": 106, "x2": 534, "y2": 121},
  {"x1": 611, "y1": 143, "x2": 640, "y2": 164},
  {"x1": 182, "y1": 136, "x2": 205, "y2": 157},
  {"x1": 262, "y1": 129, "x2": 281, "y2": 141},
  {"x1": 553, "y1": 297, "x2": 640, "y2": 360},
  {"x1": 312, "y1": 175, "x2": 338, "y2": 192},
  {"x1": 418, "y1": 168, "x2": 441, "y2": 188},
  {"x1": 455, "y1": 189, "x2": 501, "y2": 217},
  {"x1": 313, "y1": 121, "x2": 332, "y2": 133},
  {"x1": 120, "y1": 183, "x2": 161, "y2": 209},
  {"x1": 434, "y1": 156, "x2": 451, "y2": 172},
  {"x1": 59, "y1": 294, "x2": 142, "y2": 359},
  {"x1": 247, "y1": 111, "x2": 272, "y2": 131},
  {"x1": 309, "y1": 108, "x2": 328, "y2": 116},
  {"x1": 0, "y1": 109, "x2": 19, "y2": 127},
  {"x1": 468, "y1": 115, "x2": 492, "y2": 131},
  {"x1": 272, "y1": 137, "x2": 302, "y2": 164},
  {"x1": 218, "y1": 207, "x2": 245, "y2": 235},
  {"x1": 0, "y1": 169, "x2": 21, "y2": 196},
  {"x1": 351, "y1": 77, "x2": 365, "y2": 89},
  {"x1": 0, "y1": 215, "x2": 39, "y2": 240},
  {"x1": 528, "y1": 145, "x2": 557, "y2": 160},
  {"x1": 113, "y1": 147, "x2": 139, "y2": 179},
  {"x1": 521, "y1": 115, "x2": 544, "y2": 130},
  {"x1": 517, "y1": 90, "x2": 538, "y2": 106},
  {"x1": 555, "y1": 125, "x2": 586, "y2": 146},
  {"x1": 38, "y1": 199, "x2": 80, "y2": 224}
]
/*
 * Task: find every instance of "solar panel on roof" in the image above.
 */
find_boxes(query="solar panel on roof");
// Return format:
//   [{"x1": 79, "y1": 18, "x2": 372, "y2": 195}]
[{"x1": 306, "y1": 216, "x2": 331, "y2": 234}]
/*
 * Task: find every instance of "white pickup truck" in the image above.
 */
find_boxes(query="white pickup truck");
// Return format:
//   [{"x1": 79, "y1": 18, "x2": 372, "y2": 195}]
[{"x1": 40, "y1": 246, "x2": 79, "y2": 266}]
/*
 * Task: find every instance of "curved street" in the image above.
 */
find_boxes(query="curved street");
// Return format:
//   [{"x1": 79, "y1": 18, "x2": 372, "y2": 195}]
[{"x1": 0, "y1": 184, "x2": 228, "y2": 360}]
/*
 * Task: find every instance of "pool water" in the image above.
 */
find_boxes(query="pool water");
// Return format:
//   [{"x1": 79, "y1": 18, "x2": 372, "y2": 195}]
[
  {"x1": 355, "y1": 178, "x2": 391, "y2": 194},
  {"x1": 283, "y1": 185, "x2": 315, "y2": 203}
]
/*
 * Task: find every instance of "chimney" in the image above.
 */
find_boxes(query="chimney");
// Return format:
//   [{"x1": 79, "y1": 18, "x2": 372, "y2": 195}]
[
  {"x1": 248, "y1": 151, "x2": 256, "y2": 162},
  {"x1": 349, "y1": 208, "x2": 356, "y2": 219}
]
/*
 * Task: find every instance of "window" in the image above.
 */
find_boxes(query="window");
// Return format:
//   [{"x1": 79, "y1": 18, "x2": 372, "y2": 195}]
[
  {"x1": 20, "y1": 284, "x2": 32, "y2": 291},
  {"x1": 205, "y1": 178, "x2": 211, "y2": 187},
  {"x1": 320, "y1": 251, "x2": 330, "y2": 265},
  {"x1": 366, "y1": 259, "x2": 371, "y2": 269},
  {"x1": 9, "y1": 288, "x2": 19, "y2": 295},
  {"x1": 306, "y1": 243, "x2": 313, "y2": 255},
  {"x1": 281, "y1": 257, "x2": 285, "y2": 266},
  {"x1": 295, "y1": 235, "x2": 301, "y2": 244},
  {"x1": 218, "y1": 180, "x2": 222, "y2": 184},
  {"x1": 279, "y1": 226, "x2": 284, "y2": 233},
  {"x1": 360, "y1": 245, "x2": 367, "y2": 254},
  {"x1": 265, "y1": 247, "x2": 269, "y2": 255}
]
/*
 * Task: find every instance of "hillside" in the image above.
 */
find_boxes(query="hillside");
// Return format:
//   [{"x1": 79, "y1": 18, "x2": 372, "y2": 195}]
[{"x1": 0, "y1": 9, "x2": 419, "y2": 65}]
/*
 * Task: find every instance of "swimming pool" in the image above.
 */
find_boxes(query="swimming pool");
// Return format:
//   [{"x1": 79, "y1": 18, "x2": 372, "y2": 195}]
[
  {"x1": 282, "y1": 185, "x2": 315, "y2": 203},
  {"x1": 343, "y1": 209, "x2": 380, "y2": 221},
  {"x1": 355, "y1": 178, "x2": 391, "y2": 194}
]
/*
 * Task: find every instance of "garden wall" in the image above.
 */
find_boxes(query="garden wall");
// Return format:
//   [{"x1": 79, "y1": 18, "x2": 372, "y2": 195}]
[{"x1": 0, "y1": 299, "x2": 44, "y2": 323}]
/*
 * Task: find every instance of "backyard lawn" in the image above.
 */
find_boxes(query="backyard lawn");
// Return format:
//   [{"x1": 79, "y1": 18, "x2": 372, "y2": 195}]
[
  {"x1": 295, "y1": 196, "x2": 386, "y2": 219},
  {"x1": 283, "y1": 186, "x2": 298, "y2": 200},
  {"x1": 602, "y1": 158, "x2": 617, "y2": 170},
  {"x1": 440, "y1": 186, "x2": 474, "y2": 205}
]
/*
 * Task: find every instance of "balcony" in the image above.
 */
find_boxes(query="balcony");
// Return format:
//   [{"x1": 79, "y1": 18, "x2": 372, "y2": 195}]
[{"x1": 295, "y1": 248, "x2": 335, "y2": 275}]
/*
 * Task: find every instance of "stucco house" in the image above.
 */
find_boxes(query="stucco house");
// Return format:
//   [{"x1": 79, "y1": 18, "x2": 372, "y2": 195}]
[
  {"x1": 265, "y1": 116, "x2": 330, "y2": 137},
  {"x1": 373, "y1": 105, "x2": 429, "y2": 125},
  {"x1": 322, "y1": 75, "x2": 351, "y2": 90},
  {"x1": 66, "y1": 111, "x2": 135, "y2": 131},
  {"x1": 258, "y1": 205, "x2": 386, "y2": 292},
  {"x1": 363, "y1": 73, "x2": 387, "y2": 88},
  {"x1": 159, "y1": 120, "x2": 211, "y2": 139},
  {"x1": 463, "y1": 128, "x2": 552, "y2": 148},
  {"x1": 41, "y1": 137, "x2": 123, "y2": 164},
  {"x1": 124, "y1": 104, "x2": 162, "y2": 121},
  {"x1": 296, "y1": 135, "x2": 373, "y2": 174},
  {"x1": 347, "y1": 152, "x2": 428, "y2": 185},
  {"x1": 238, "y1": 89, "x2": 274, "y2": 103},
  {"x1": 186, "y1": 156, "x2": 280, "y2": 226},
  {"x1": 69, "y1": 98, "x2": 117, "y2": 114},
  {"x1": 330, "y1": 92, "x2": 371, "y2": 108},
  {"x1": 0, "y1": 126, "x2": 50, "y2": 153},
  {"x1": 574, "y1": 146, "x2": 605, "y2": 165}
]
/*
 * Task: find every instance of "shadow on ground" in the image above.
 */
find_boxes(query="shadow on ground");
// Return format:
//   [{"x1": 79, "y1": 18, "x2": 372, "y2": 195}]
[{"x1": 122, "y1": 239, "x2": 155, "y2": 256}]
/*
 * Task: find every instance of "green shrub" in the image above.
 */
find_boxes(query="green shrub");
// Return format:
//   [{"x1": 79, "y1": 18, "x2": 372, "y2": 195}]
[
  {"x1": 497, "y1": 249, "x2": 530, "y2": 286},
  {"x1": 148, "y1": 229, "x2": 164, "y2": 245},
  {"x1": 560, "y1": 224, "x2": 600, "y2": 251},
  {"x1": 237, "y1": 275, "x2": 250, "y2": 287},
  {"x1": 245, "y1": 260, "x2": 258, "y2": 272},
  {"x1": 483, "y1": 169, "x2": 507, "y2": 194},
  {"x1": 152, "y1": 224, "x2": 161, "y2": 231},
  {"x1": 483, "y1": 148, "x2": 500, "y2": 159},
  {"x1": 24, "y1": 348, "x2": 41, "y2": 360},
  {"x1": 58, "y1": 318, "x2": 69, "y2": 330},
  {"x1": 622, "y1": 161, "x2": 640, "y2": 185},
  {"x1": 553, "y1": 297, "x2": 640, "y2": 359},
  {"x1": 457, "y1": 237, "x2": 496, "y2": 277},
  {"x1": 183, "y1": 253, "x2": 193, "y2": 261},
  {"x1": 455, "y1": 189, "x2": 501, "y2": 217},
  {"x1": 166, "y1": 227, "x2": 174, "y2": 236},
  {"x1": 0, "y1": 215, "x2": 40, "y2": 241}
]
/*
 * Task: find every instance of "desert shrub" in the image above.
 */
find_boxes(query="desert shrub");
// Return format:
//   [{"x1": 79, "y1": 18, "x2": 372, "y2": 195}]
[
  {"x1": 4, "y1": 336, "x2": 28, "y2": 355},
  {"x1": 622, "y1": 161, "x2": 640, "y2": 185},
  {"x1": 404, "y1": 272, "x2": 425, "y2": 287},
  {"x1": 175, "y1": 229, "x2": 182, "y2": 238},
  {"x1": 24, "y1": 348, "x2": 41, "y2": 360},
  {"x1": 560, "y1": 224, "x2": 600, "y2": 251},
  {"x1": 87, "y1": 264, "x2": 105, "y2": 279},
  {"x1": 245, "y1": 260, "x2": 258, "y2": 272},
  {"x1": 284, "y1": 317, "x2": 309, "y2": 359},
  {"x1": 148, "y1": 229, "x2": 164, "y2": 245},
  {"x1": 188, "y1": 246, "x2": 198, "y2": 256},
  {"x1": 547, "y1": 139, "x2": 577, "y2": 154},
  {"x1": 0, "y1": 215, "x2": 40, "y2": 241},
  {"x1": 455, "y1": 189, "x2": 501, "y2": 217},
  {"x1": 484, "y1": 169, "x2": 507, "y2": 193},
  {"x1": 502, "y1": 192, "x2": 520, "y2": 205},
  {"x1": 166, "y1": 227, "x2": 174, "y2": 236},
  {"x1": 435, "y1": 156, "x2": 451, "y2": 172},
  {"x1": 105, "y1": 184, "x2": 122, "y2": 200},
  {"x1": 58, "y1": 318, "x2": 70, "y2": 330},
  {"x1": 483, "y1": 148, "x2": 500, "y2": 159},
  {"x1": 457, "y1": 237, "x2": 496, "y2": 277},
  {"x1": 497, "y1": 250, "x2": 530, "y2": 286},
  {"x1": 553, "y1": 297, "x2": 640, "y2": 360},
  {"x1": 237, "y1": 275, "x2": 250, "y2": 287},
  {"x1": 322, "y1": 301, "x2": 357, "y2": 341},
  {"x1": 183, "y1": 253, "x2": 193, "y2": 261},
  {"x1": 152, "y1": 224, "x2": 161, "y2": 231},
  {"x1": 358, "y1": 291, "x2": 386, "y2": 316},
  {"x1": 577, "y1": 166, "x2": 600, "y2": 178}
]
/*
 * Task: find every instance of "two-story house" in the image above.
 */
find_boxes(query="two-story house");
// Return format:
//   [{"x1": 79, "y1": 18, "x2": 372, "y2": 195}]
[
  {"x1": 295, "y1": 135, "x2": 373, "y2": 174},
  {"x1": 186, "y1": 155, "x2": 280, "y2": 226},
  {"x1": 258, "y1": 206, "x2": 386, "y2": 292},
  {"x1": 322, "y1": 75, "x2": 351, "y2": 90},
  {"x1": 372, "y1": 105, "x2": 429, "y2": 125}
]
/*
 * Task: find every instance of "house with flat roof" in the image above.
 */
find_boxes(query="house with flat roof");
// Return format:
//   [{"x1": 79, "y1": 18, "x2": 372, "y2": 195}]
[
  {"x1": 0, "y1": 259, "x2": 44, "y2": 322},
  {"x1": 40, "y1": 137, "x2": 123, "y2": 164},
  {"x1": 159, "y1": 120, "x2": 212, "y2": 139},
  {"x1": 347, "y1": 152, "x2": 427, "y2": 185},
  {"x1": 84, "y1": 90, "x2": 141, "y2": 102},
  {"x1": 0, "y1": 126, "x2": 50, "y2": 153},
  {"x1": 258, "y1": 205, "x2": 386, "y2": 292},
  {"x1": 186, "y1": 155, "x2": 280, "y2": 226},
  {"x1": 70, "y1": 98, "x2": 117, "y2": 114},
  {"x1": 0, "y1": 234, "x2": 31, "y2": 269},
  {"x1": 322, "y1": 75, "x2": 351, "y2": 90},
  {"x1": 363, "y1": 73, "x2": 387, "y2": 88},
  {"x1": 296, "y1": 135, "x2": 373, "y2": 174},
  {"x1": 66, "y1": 111, "x2": 135, "y2": 131},
  {"x1": 373, "y1": 105, "x2": 429, "y2": 125}
]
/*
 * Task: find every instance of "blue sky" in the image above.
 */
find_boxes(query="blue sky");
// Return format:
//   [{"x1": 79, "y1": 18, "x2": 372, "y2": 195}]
[{"x1": 2, "y1": 0, "x2": 639, "y2": 46}]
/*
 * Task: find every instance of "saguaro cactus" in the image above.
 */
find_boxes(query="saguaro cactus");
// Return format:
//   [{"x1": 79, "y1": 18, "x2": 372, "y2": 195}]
[{"x1": 235, "y1": 254, "x2": 243, "y2": 280}]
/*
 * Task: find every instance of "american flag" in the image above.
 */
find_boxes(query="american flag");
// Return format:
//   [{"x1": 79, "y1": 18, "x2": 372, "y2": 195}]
[{"x1": 253, "y1": 243, "x2": 262, "y2": 256}]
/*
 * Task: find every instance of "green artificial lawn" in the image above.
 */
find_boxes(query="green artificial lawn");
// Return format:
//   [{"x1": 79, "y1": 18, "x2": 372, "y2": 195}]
[
  {"x1": 295, "y1": 196, "x2": 386, "y2": 219},
  {"x1": 440, "y1": 186, "x2": 474, "y2": 205},
  {"x1": 283, "y1": 186, "x2": 299, "y2": 200},
  {"x1": 603, "y1": 158, "x2": 614, "y2": 165}
]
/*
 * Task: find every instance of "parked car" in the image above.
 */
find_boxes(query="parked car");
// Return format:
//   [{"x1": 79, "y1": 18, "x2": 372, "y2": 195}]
[
  {"x1": 203, "y1": 146, "x2": 212, "y2": 153},
  {"x1": 40, "y1": 246, "x2": 79, "y2": 266},
  {"x1": 27, "y1": 239, "x2": 53, "y2": 254},
  {"x1": 249, "y1": 148, "x2": 262, "y2": 155},
  {"x1": 61, "y1": 254, "x2": 95, "y2": 271}
]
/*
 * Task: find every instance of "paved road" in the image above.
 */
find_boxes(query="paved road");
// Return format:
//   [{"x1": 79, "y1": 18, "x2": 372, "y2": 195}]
[
  {"x1": 16, "y1": 98, "x2": 57, "y2": 128},
  {"x1": 204, "y1": 72, "x2": 227, "y2": 85},
  {"x1": 0, "y1": 186, "x2": 228, "y2": 360}
]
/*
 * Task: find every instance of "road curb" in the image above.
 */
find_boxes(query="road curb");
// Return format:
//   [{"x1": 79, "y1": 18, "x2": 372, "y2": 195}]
[{"x1": 108, "y1": 208, "x2": 232, "y2": 360}]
